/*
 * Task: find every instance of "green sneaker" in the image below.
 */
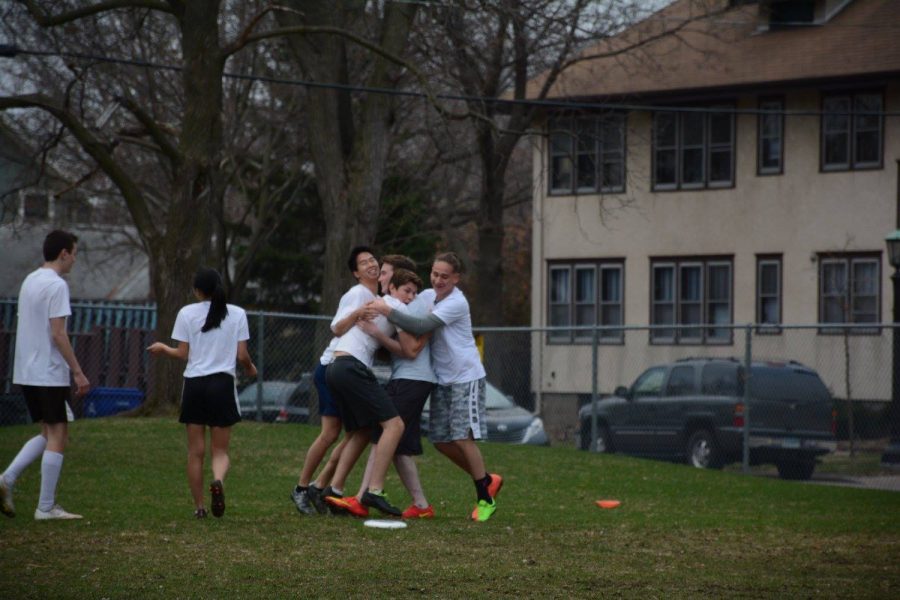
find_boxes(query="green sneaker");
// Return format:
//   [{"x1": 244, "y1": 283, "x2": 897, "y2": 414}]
[{"x1": 473, "y1": 498, "x2": 497, "y2": 522}]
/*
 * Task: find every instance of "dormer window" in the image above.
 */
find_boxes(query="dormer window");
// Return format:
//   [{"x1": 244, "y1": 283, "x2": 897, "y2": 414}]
[
  {"x1": 756, "y1": 0, "x2": 854, "y2": 30},
  {"x1": 767, "y1": 0, "x2": 815, "y2": 27}
]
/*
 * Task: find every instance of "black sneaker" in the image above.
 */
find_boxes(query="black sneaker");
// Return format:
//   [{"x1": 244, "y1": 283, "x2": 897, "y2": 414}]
[
  {"x1": 291, "y1": 487, "x2": 316, "y2": 515},
  {"x1": 210, "y1": 480, "x2": 225, "y2": 518},
  {"x1": 307, "y1": 484, "x2": 328, "y2": 515},
  {"x1": 194, "y1": 507, "x2": 208, "y2": 519},
  {"x1": 322, "y1": 486, "x2": 348, "y2": 516},
  {"x1": 361, "y1": 490, "x2": 402, "y2": 517}
]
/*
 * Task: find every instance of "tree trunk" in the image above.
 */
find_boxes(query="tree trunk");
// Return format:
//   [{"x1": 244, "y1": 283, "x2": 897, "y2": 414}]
[
  {"x1": 279, "y1": 0, "x2": 417, "y2": 313},
  {"x1": 138, "y1": 0, "x2": 224, "y2": 413},
  {"x1": 472, "y1": 126, "x2": 513, "y2": 326}
]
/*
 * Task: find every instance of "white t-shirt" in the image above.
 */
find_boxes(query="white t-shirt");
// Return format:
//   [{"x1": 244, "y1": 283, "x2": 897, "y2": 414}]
[
  {"x1": 318, "y1": 336, "x2": 340, "y2": 366},
  {"x1": 419, "y1": 288, "x2": 486, "y2": 385},
  {"x1": 333, "y1": 284, "x2": 394, "y2": 368},
  {"x1": 171, "y1": 302, "x2": 250, "y2": 378},
  {"x1": 319, "y1": 284, "x2": 371, "y2": 366},
  {"x1": 13, "y1": 268, "x2": 73, "y2": 386}
]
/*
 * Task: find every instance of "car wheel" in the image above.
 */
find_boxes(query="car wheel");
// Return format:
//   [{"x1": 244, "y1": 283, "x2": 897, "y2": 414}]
[
  {"x1": 580, "y1": 421, "x2": 613, "y2": 453},
  {"x1": 776, "y1": 458, "x2": 816, "y2": 480},
  {"x1": 686, "y1": 429, "x2": 723, "y2": 469}
]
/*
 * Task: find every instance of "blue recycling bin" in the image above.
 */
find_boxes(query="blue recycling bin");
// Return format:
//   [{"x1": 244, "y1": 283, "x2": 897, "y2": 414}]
[{"x1": 83, "y1": 387, "x2": 144, "y2": 417}]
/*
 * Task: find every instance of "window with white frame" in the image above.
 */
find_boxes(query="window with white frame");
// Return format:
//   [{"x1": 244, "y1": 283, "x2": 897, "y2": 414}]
[
  {"x1": 758, "y1": 98, "x2": 784, "y2": 175},
  {"x1": 653, "y1": 106, "x2": 734, "y2": 190},
  {"x1": 549, "y1": 114, "x2": 625, "y2": 195},
  {"x1": 819, "y1": 254, "x2": 880, "y2": 331},
  {"x1": 821, "y1": 92, "x2": 883, "y2": 171},
  {"x1": 651, "y1": 258, "x2": 733, "y2": 344},
  {"x1": 549, "y1": 266, "x2": 571, "y2": 342},
  {"x1": 548, "y1": 261, "x2": 624, "y2": 342},
  {"x1": 756, "y1": 256, "x2": 782, "y2": 332}
]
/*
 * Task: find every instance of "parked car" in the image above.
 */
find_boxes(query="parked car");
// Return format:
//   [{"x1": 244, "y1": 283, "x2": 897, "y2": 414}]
[
  {"x1": 238, "y1": 375, "x2": 311, "y2": 423},
  {"x1": 422, "y1": 381, "x2": 549, "y2": 446},
  {"x1": 578, "y1": 358, "x2": 836, "y2": 480}
]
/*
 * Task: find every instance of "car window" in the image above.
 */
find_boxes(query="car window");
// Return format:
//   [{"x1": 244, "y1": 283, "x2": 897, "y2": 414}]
[
  {"x1": 632, "y1": 367, "x2": 665, "y2": 398},
  {"x1": 749, "y1": 367, "x2": 831, "y2": 403},
  {"x1": 701, "y1": 363, "x2": 741, "y2": 396},
  {"x1": 287, "y1": 385, "x2": 308, "y2": 407},
  {"x1": 238, "y1": 381, "x2": 293, "y2": 403},
  {"x1": 665, "y1": 366, "x2": 695, "y2": 396},
  {"x1": 485, "y1": 383, "x2": 516, "y2": 409}
]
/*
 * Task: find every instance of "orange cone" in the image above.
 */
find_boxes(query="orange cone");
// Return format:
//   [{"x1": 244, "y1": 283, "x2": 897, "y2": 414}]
[{"x1": 595, "y1": 499, "x2": 621, "y2": 509}]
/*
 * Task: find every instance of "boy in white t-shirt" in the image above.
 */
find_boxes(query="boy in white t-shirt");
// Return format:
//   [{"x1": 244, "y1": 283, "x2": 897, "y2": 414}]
[
  {"x1": 369, "y1": 252, "x2": 503, "y2": 522},
  {"x1": 1, "y1": 230, "x2": 90, "y2": 520},
  {"x1": 321, "y1": 250, "x2": 409, "y2": 517},
  {"x1": 336, "y1": 267, "x2": 436, "y2": 519},
  {"x1": 289, "y1": 247, "x2": 390, "y2": 515}
]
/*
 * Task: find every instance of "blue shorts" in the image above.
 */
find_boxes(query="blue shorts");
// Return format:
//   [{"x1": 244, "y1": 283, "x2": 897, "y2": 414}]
[{"x1": 315, "y1": 362, "x2": 341, "y2": 419}]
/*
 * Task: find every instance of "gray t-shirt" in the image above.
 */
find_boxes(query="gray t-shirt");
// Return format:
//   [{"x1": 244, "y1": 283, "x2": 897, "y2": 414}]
[{"x1": 390, "y1": 295, "x2": 437, "y2": 383}]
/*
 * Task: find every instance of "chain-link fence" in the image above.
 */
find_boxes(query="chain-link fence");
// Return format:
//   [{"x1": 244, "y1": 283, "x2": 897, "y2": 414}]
[{"x1": 1, "y1": 299, "x2": 896, "y2": 477}]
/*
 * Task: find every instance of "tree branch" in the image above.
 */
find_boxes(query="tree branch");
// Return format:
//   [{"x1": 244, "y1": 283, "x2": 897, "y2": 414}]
[
  {"x1": 223, "y1": 2, "x2": 284, "y2": 57},
  {"x1": 117, "y1": 94, "x2": 182, "y2": 167},
  {"x1": 0, "y1": 94, "x2": 159, "y2": 242},
  {"x1": 18, "y1": 0, "x2": 173, "y2": 26}
]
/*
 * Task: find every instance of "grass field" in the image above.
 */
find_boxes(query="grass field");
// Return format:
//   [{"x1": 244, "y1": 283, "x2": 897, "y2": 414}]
[{"x1": 1, "y1": 418, "x2": 898, "y2": 599}]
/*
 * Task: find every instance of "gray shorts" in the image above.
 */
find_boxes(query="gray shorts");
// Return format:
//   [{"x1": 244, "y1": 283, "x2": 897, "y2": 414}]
[{"x1": 428, "y1": 378, "x2": 486, "y2": 443}]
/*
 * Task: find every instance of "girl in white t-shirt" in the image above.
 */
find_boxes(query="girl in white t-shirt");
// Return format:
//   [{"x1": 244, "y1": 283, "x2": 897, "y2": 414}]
[{"x1": 148, "y1": 268, "x2": 257, "y2": 519}]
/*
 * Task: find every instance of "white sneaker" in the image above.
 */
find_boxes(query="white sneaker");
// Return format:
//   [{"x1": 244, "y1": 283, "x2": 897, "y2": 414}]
[
  {"x1": 0, "y1": 477, "x2": 14, "y2": 518},
  {"x1": 34, "y1": 504, "x2": 83, "y2": 520}
]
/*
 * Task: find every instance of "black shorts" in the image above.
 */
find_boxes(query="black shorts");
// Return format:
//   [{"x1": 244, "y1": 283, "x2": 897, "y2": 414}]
[
  {"x1": 372, "y1": 379, "x2": 435, "y2": 455},
  {"x1": 326, "y1": 356, "x2": 398, "y2": 432},
  {"x1": 180, "y1": 373, "x2": 241, "y2": 428},
  {"x1": 21, "y1": 385, "x2": 70, "y2": 424}
]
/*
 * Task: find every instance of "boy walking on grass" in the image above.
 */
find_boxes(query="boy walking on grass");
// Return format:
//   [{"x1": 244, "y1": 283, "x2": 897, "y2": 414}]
[{"x1": 0, "y1": 230, "x2": 90, "y2": 520}]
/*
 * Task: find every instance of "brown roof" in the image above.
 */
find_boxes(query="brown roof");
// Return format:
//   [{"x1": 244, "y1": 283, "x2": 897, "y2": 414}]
[{"x1": 529, "y1": 0, "x2": 900, "y2": 101}]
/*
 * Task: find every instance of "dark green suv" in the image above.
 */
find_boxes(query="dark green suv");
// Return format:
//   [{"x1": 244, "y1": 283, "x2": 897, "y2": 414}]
[{"x1": 578, "y1": 358, "x2": 836, "y2": 480}]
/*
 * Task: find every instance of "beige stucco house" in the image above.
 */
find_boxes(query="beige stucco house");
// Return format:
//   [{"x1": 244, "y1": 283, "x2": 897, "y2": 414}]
[{"x1": 528, "y1": 0, "x2": 899, "y2": 440}]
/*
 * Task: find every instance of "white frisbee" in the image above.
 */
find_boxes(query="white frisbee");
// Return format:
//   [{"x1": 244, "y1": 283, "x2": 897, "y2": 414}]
[{"x1": 363, "y1": 519, "x2": 407, "y2": 530}]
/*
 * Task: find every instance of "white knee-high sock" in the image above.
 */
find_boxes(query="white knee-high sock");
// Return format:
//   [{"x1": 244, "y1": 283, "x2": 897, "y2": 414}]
[
  {"x1": 1, "y1": 435, "x2": 47, "y2": 486},
  {"x1": 38, "y1": 451, "x2": 64, "y2": 512}
]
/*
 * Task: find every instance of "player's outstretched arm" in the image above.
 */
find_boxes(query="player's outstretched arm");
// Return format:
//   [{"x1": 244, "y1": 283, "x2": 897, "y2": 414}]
[
  {"x1": 385, "y1": 309, "x2": 444, "y2": 336},
  {"x1": 147, "y1": 341, "x2": 189, "y2": 361}
]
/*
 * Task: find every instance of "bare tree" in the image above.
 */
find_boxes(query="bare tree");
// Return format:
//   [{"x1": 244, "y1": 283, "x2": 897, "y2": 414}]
[
  {"x1": 416, "y1": 0, "x2": 725, "y2": 324},
  {"x1": 0, "y1": 1, "x2": 323, "y2": 412},
  {"x1": 272, "y1": 0, "x2": 421, "y2": 312}
]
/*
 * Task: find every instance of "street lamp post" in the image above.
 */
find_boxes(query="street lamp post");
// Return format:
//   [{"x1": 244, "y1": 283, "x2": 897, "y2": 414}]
[{"x1": 881, "y1": 231, "x2": 900, "y2": 467}]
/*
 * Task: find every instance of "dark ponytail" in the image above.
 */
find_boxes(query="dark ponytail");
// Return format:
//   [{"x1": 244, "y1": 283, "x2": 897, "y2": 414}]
[{"x1": 194, "y1": 268, "x2": 228, "y2": 332}]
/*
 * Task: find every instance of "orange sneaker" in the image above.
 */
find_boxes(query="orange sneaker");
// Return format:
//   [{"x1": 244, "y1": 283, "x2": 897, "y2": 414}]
[
  {"x1": 326, "y1": 495, "x2": 369, "y2": 518},
  {"x1": 487, "y1": 473, "x2": 504, "y2": 498},
  {"x1": 402, "y1": 504, "x2": 435, "y2": 519},
  {"x1": 471, "y1": 473, "x2": 503, "y2": 520}
]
